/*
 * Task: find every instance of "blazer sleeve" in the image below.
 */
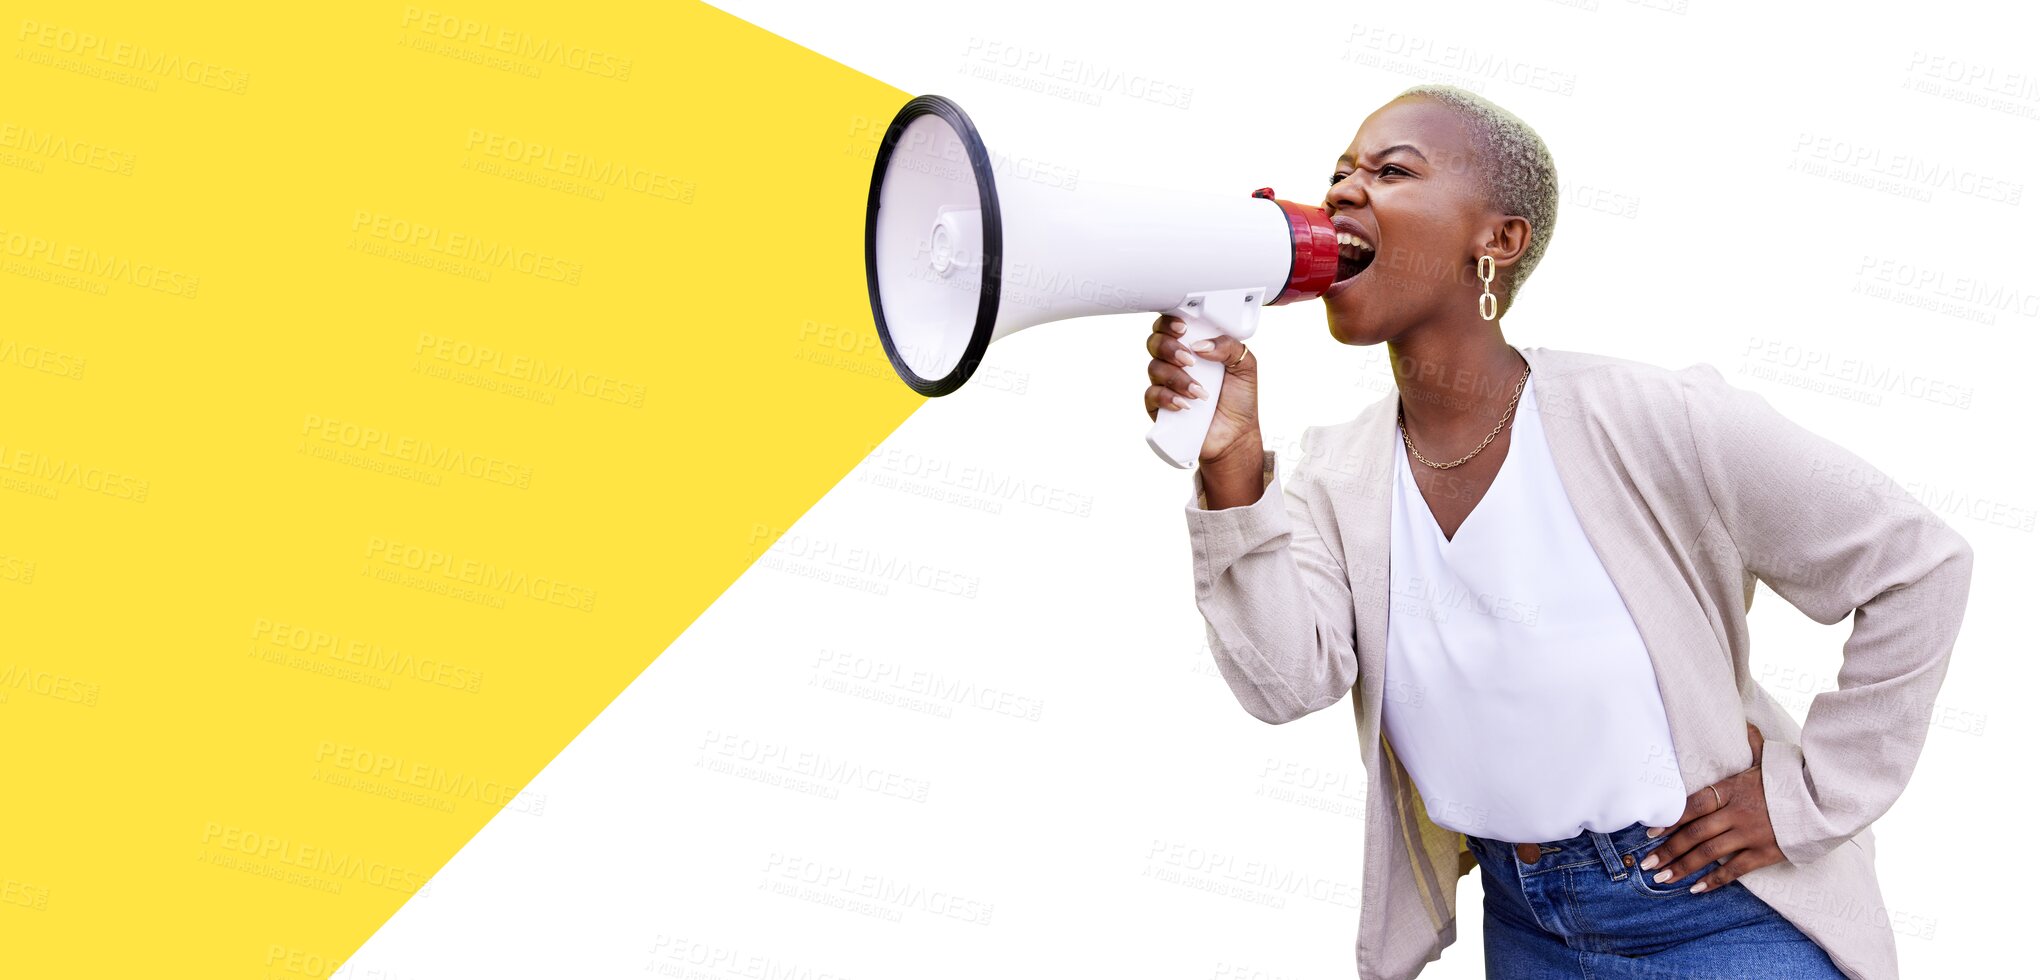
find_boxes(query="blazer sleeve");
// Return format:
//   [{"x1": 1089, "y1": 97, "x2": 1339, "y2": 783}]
[
  {"x1": 1183, "y1": 433, "x2": 1362, "y2": 725},
  {"x1": 1680, "y1": 363, "x2": 1976, "y2": 866}
]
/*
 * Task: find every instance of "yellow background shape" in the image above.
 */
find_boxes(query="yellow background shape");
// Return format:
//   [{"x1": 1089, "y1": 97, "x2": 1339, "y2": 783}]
[{"x1": 0, "y1": 2, "x2": 917, "y2": 973}]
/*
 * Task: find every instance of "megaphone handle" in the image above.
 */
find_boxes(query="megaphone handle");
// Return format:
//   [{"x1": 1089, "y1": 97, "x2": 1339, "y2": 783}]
[{"x1": 1146, "y1": 291, "x2": 1262, "y2": 469}]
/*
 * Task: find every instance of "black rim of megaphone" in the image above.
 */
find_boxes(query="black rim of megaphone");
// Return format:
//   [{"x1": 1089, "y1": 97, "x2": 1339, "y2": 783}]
[{"x1": 864, "y1": 94, "x2": 1003, "y2": 398}]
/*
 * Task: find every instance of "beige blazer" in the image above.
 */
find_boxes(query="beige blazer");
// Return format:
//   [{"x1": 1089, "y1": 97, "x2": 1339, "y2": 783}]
[{"x1": 1184, "y1": 345, "x2": 1974, "y2": 980}]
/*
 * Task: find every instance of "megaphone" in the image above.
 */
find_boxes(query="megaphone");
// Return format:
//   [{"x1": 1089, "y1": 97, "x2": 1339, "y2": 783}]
[{"x1": 863, "y1": 94, "x2": 1339, "y2": 469}]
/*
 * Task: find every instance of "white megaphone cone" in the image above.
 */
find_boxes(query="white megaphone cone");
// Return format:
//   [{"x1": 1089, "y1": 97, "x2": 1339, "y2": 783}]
[{"x1": 864, "y1": 94, "x2": 1339, "y2": 469}]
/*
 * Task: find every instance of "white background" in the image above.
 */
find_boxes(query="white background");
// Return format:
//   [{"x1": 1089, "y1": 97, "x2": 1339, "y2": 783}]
[{"x1": 344, "y1": 2, "x2": 2033, "y2": 977}]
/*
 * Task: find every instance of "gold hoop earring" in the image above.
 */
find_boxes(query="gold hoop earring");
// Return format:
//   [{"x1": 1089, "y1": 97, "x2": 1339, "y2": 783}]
[{"x1": 1476, "y1": 254, "x2": 1497, "y2": 321}]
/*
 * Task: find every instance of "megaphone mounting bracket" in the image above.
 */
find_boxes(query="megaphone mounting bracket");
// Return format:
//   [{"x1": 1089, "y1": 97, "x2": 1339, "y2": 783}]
[{"x1": 1169, "y1": 287, "x2": 1265, "y2": 341}]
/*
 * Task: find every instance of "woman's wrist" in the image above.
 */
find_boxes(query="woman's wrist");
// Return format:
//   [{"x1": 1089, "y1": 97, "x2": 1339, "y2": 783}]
[{"x1": 1199, "y1": 436, "x2": 1268, "y2": 509}]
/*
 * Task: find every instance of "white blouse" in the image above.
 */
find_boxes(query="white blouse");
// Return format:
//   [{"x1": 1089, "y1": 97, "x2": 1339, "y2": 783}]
[{"x1": 1384, "y1": 370, "x2": 1688, "y2": 843}]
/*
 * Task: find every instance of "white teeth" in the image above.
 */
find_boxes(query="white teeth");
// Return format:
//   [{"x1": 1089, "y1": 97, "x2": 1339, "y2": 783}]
[
  {"x1": 1337, "y1": 232, "x2": 1351, "y2": 246},
  {"x1": 1337, "y1": 230, "x2": 1374, "y2": 251}
]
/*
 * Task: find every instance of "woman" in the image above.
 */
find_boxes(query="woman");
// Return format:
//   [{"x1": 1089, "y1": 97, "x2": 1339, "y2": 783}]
[{"x1": 1145, "y1": 84, "x2": 1973, "y2": 980}]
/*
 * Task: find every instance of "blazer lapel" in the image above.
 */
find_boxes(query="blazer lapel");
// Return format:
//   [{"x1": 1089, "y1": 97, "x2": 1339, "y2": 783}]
[{"x1": 1339, "y1": 396, "x2": 1396, "y2": 758}]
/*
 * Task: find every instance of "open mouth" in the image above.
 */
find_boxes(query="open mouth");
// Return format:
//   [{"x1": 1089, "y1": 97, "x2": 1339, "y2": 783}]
[{"x1": 1334, "y1": 231, "x2": 1374, "y2": 284}]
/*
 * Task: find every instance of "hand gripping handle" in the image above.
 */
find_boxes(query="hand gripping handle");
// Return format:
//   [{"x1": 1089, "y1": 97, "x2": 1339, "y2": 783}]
[{"x1": 1145, "y1": 289, "x2": 1263, "y2": 469}]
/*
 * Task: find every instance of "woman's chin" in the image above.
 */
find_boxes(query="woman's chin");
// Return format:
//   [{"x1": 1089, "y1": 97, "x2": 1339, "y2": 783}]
[{"x1": 1325, "y1": 307, "x2": 1387, "y2": 346}]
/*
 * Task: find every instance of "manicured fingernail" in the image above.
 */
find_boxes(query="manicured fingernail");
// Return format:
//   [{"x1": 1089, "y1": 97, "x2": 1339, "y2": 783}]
[
  {"x1": 1645, "y1": 827, "x2": 1663, "y2": 838},
  {"x1": 1639, "y1": 854, "x2": 1659, "y2": 871},
  {"x1": 1172, "y1": 395, "x2": 1189, "y2": 410},
  {"x1": 1689, "y1": 881, "x2": 1708, "y2": 893},
  {"x1": 1170, "y1": 320, "x2": 1185, "y2": 334},
  {"x1": 1176, "y1": 351, "x2": 1196, "y2": 367},
  {"x1": 1653, "y1": 869, "x2": 1672, "y2": 883},
  {"x1": 1189, "y1": 340, "x2": 1214, "y2": 352},
  {"x1": 1188, "y1": 383, "x2": 1207, "y2": 399}
]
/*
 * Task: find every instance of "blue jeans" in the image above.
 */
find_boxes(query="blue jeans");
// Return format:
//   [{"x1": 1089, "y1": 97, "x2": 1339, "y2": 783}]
[{"x1": 1462, "y1": 820, "x2": 1847, "y2": 979}]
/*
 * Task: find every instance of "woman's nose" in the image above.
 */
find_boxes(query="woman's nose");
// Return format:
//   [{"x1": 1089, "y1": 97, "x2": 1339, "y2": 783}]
[{"x1": 1324, "y1": 174, "x2": 1366, "y2": 212}]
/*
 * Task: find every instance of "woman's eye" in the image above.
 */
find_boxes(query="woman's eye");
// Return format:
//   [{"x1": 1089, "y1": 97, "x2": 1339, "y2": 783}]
[{"x1": 1330, "y1": 165, "x2": 1410, "y2": 186}]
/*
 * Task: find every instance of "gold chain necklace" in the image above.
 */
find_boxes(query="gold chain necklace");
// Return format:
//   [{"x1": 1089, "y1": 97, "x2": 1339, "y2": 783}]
[{"x1": 1397, "y1": 357, "x2": 1531, "y2": 470}]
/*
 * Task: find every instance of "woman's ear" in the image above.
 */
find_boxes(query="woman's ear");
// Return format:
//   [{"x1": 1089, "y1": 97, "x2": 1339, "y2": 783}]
[{"x1": 1482, "y1": 215, "x2": 1535, "y2": 273}]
